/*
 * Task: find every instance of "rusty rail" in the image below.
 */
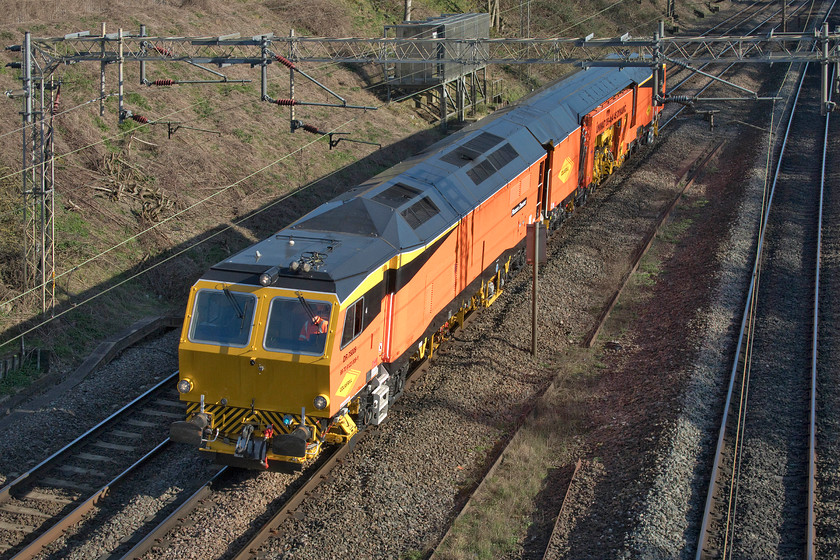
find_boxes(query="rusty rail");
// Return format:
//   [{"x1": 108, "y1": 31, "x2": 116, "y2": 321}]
[
  {"x1": 541, "y1": 458, "x2": 583, "y2": 560},
  {"x1": 584, "y1": 140, "x2": 726, "y2": 348}
]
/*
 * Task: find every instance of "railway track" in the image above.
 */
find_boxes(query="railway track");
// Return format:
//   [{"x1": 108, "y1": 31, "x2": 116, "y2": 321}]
[
  {"x1": 420, "y1": 4, "x2": 816, "y2": 557},
  {"x1": 814, "y1": 66, "x2": 840, "y2": 559},
  {"x1": 662, "y1": 0, "x2": 816, "y2": 129},
  {"x1": 1, "y1": 5, "x2": 821, "y2": 559},
  {"x1": 541, "y1": 459, "x2": 582, "y2": 560},
  {"x1": 695, "y1": 16, "x2": 835, "y2": 557},
  {"x1": 0, "y1": 372, "x2": 180, "y2": 559},
  {"x1": 115, "y1": 288, "x2": 493, "y2": 560}
]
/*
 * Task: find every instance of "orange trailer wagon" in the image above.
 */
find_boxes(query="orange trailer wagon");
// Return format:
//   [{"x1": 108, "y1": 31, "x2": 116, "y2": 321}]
[{"x1": 171, "y1": 64, "x2": 663, "y2": 469}]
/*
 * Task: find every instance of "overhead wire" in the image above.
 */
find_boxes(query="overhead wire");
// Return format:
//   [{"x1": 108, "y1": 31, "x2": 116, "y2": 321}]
[
  {"x1": 0, "y1": 112, "x2": 362, "y2": 349},
  {"x1": 0, "y1": 8, "x2": 672, "y2": 344},
  {"x1": 0, "y1": 92, "x2": 120, "y2": 142}
]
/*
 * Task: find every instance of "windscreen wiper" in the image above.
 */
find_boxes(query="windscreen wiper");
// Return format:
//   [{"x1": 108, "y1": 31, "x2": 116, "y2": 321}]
[
  {"x1": 296, "y1": 291, "x2": 317, "y2": 323},
  {"x1": 223, "y1": 287, "x2": 244, "y2": 320}
]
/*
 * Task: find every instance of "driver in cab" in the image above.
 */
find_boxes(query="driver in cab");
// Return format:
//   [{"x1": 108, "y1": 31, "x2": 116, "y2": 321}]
[{"x1": 299, "y1": 315, "x2": 328, "y2": 341}]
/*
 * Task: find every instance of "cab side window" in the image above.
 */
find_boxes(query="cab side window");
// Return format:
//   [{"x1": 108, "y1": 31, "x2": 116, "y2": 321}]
[{"x1": 341, "y1": 298, "x2": 365, "y2": 348}]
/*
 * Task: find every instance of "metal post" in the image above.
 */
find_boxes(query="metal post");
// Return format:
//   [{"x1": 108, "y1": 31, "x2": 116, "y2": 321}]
[
  {"x1": 100, "y1": 22, "x2": 106, "y2": 117},
  {"x1": 118, "y1": 29, "x2": 124, "y2": 120},
  {"x1": 782, "y1": 0, "x2": 787, "y2": 33},
  {"x1": 38, "y1": 76, "x2": 46, "y2": 311},
  {"x1": 531, "y1": 221, "x2": 538, "y2": 357},
  {"x1": 21, "y1": 32, "x2": 32, "y2": 289},
  {"x1": 470, "y1": 70, "x2": 477, "y2": 115},
  {"x1": 289, "y1": 29, "x2": 296, "y2": 132},
  {"x1": 457, "y1": 75, "x2": 465, "y2": 122},
  {"x1": 260, "y1": 35, "x2": 269, "y2": 101},
  {"x1": 439, "y1": 84, "x2": 447, "y2": 130},
  {"x1": 526, "y1": 0, "x2": 531, "y2": 80},
  {"x1": 653, "y1": 21, "x2": 664, "y2": 106},
  {"x1": 820, "y1": 23, "x2": 829, "y2": 115},
  {"x1": 47, "y1": 76, "x2": 55, "y2": 315},
  {"x1": 140, "y1": 25, "x2": 146, "y2": 84}
]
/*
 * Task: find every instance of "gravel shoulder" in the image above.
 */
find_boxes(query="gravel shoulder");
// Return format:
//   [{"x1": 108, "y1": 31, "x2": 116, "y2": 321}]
[{"x1": 0, "y1": 41, "x2": 803, "y2": 560}]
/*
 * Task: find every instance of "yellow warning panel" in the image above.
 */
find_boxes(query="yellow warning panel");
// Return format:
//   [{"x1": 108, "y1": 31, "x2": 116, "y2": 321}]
[
  {"x1": 336, "y1": 370, "x2": 359, "y2": 397},
  {"x1": 559, "y1": 157, "x2": 574, "y2": 183}
]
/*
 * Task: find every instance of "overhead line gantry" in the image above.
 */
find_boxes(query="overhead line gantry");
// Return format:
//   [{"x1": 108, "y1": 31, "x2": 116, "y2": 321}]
[{"x1": 5, "y1": 20, "x2": 840, "y2": 313}]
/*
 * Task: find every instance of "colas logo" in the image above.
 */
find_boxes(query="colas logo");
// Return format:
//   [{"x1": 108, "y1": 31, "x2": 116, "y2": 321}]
[{"x1": 559, "y1": 157, "x2": 574, "y2": 183}]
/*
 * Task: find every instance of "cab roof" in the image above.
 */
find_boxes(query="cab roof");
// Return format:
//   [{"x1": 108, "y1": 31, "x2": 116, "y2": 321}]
[{"x1": 209, "y1": 65, "x2": 653, "y2": 302}]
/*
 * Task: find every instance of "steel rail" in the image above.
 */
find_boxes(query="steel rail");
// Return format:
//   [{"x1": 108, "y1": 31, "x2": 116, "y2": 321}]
[
  {"x1": 583, "y1": 140, "x2": 726, "y2": 347},
  {"x1": 117, "y1": 466, "x2": 229, "y2": 560},
  {"x1": 0, "y1": 371, "x2": 179, "y2": 558},
  {"x1": 0, "y1": 371, "x2": 178, "y2": 503},
  {"x1": 541, "y1": 459, "x2": 583, "y2": 560},
  {"x1": 228, "y1": 446, "x2": 348, "y2": 560},
  {"x1": 694, "y1": 55, "x2": 810, "y2": 560},
  {"x1": 808, "y1": 63, "x2": 833, "y2": 560},
  {"x1": 694, "y1": 0, "x2": 838, "y2": 548},
  {"x1": 10, "y1": 439, "x2": 172, "y2": 560},
  {"x1": 695, "y1": 3, "x2": 837, "y2": 556}
]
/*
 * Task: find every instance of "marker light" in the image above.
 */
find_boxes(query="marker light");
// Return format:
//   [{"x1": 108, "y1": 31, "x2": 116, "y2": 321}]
[
  {"x1": 177, "y1": 379, "x2": 194, "y2": 394},
  {"x1": 314, "y1": 395, "x2": 329, "y2": 410},
  {"x1": 259, "y1": 266, "x2": 280, "y2": 286}
]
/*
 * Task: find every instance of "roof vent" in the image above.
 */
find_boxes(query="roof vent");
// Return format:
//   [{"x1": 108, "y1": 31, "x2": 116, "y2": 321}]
[
  {"x1": 401, "y1": 196, "x2": 440, "y2": 229},
  {"x1": 371, "y1": 183, "x2": 422, "y2": 208}
]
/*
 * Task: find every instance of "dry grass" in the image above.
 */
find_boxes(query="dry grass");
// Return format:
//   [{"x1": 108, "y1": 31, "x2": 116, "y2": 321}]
[
  {"x1": 431, "y1": 174, "x2": 713, "y2": 557},
  {"x1": 433, "y1": 350, "x2": 596, "y2": 559},
  {"x1": 0, "y1": 0, "x2": 707, "y2": 367}
]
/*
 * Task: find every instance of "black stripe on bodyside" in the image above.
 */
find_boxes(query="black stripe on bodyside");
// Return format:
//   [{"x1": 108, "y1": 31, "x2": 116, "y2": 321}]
[
  {"x1": 386, "y1": 239, "x2": 526, "y2": 373},
  {"x1": 385, "y1": 229, "x2": 454, "y2": 294}
]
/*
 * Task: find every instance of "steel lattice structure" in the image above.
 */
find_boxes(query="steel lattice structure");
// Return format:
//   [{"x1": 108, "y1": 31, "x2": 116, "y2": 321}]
[
  {"x1": 6, "y1": 21, "x2": 840, "y2": 312},
  {"x1": 19, "y1": 28, "x2": 840, "y2": 68}
]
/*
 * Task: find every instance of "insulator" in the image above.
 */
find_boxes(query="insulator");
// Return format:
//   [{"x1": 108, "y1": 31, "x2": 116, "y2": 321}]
[
  {"x1": 302, "y1": 124, "x2": 321, "y2": 134},
  {"x1": 153, "y1": 45, "x2": 173, "y2": 57},
  {"x1": 151, "y1": 79, "x2": 176, "y2": 86},
  {"x1": 667, "y1": 95, "x2": 693, "y2": 103},
  {"x1": 131, "y1": 114, "x2": 149, "y2": 124},
  {"x1": 274, "y1": 98, "x2": 298, "y2": 106},
  {"x1": 274, "y1": 54, "x2": 296, "y2": 69},
  {"x1": 52, "y1": 85, "x2": 61, "y2": 115}
]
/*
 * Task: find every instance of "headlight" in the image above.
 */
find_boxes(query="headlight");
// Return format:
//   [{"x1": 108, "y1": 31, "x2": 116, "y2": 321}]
[
  {"x1": 177, "y1": 379, "x2": 194, "y2": 394},
  {"x1": 313, "y1": 394, "x2": 329, "y2": 410},
  {"x1": 259, "y1": 266, "x2": 279, "y2": 286}
]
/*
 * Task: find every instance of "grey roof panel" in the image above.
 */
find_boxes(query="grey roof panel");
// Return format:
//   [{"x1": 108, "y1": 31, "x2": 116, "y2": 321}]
[
  {"x1": 519, "y1": 66, "x2": 653, "y2": 145},
  {"x1": 214, "y1": 65, "x2": 653, "y2": 301}
]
